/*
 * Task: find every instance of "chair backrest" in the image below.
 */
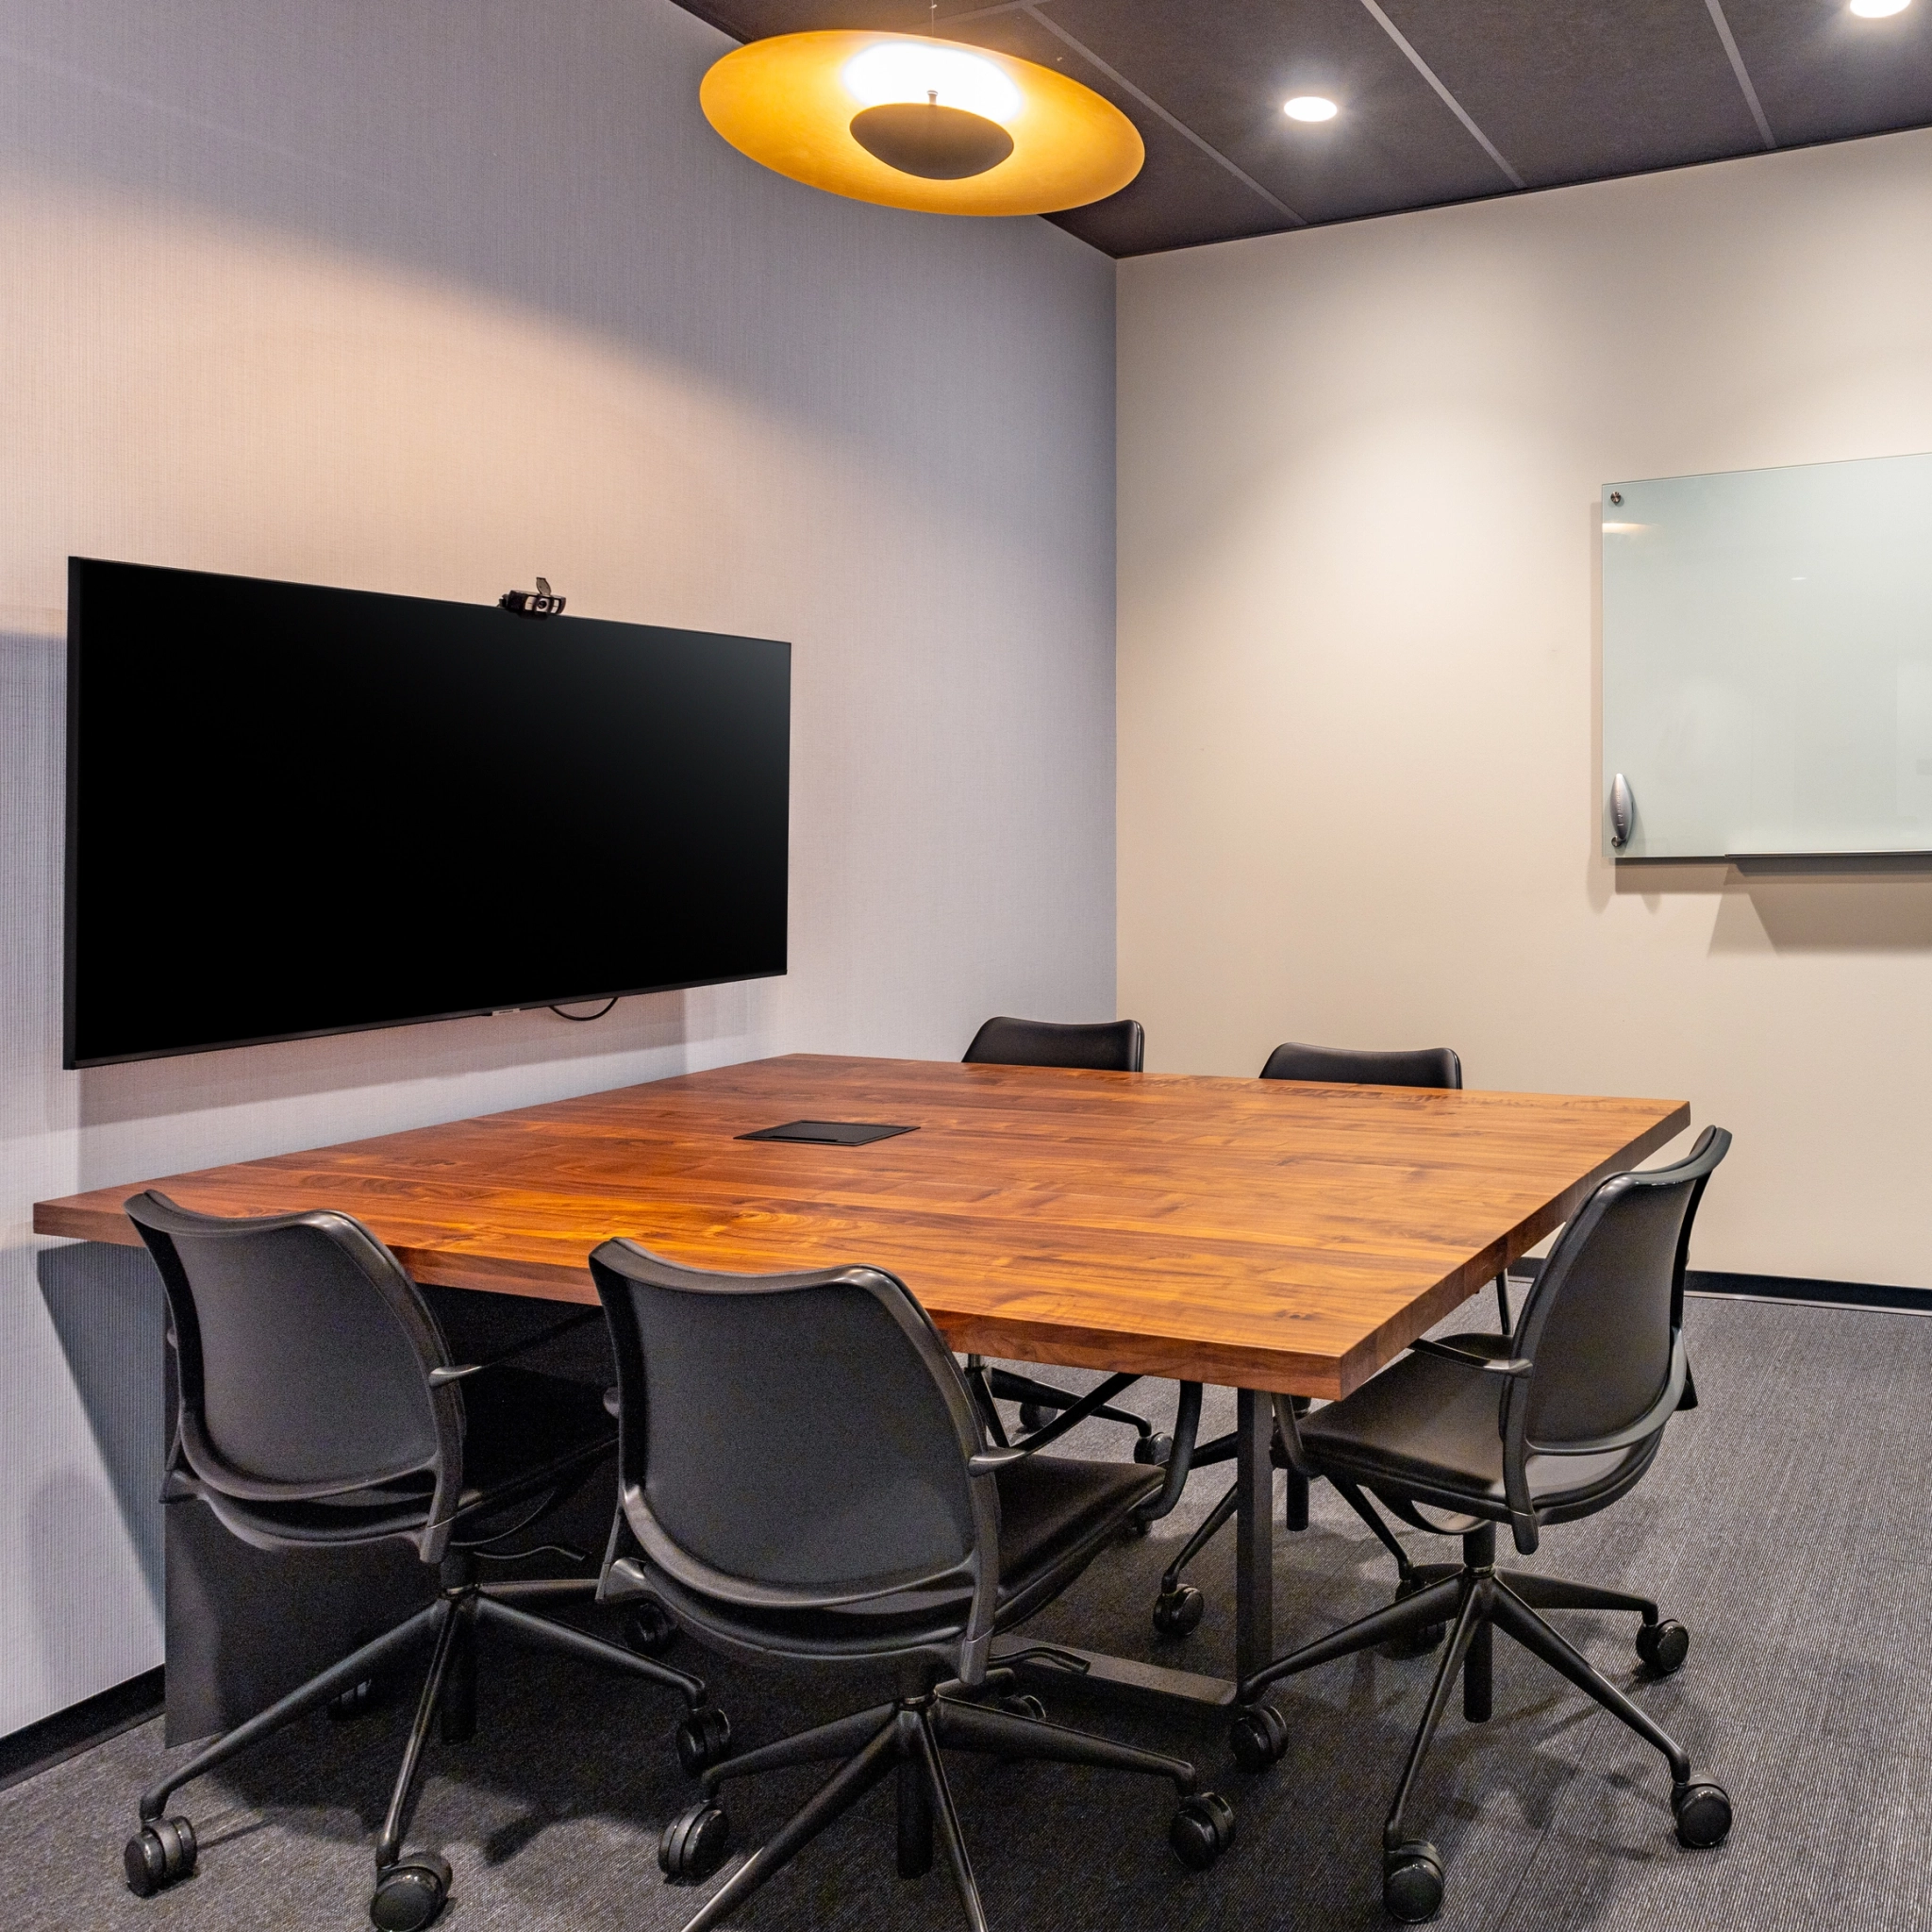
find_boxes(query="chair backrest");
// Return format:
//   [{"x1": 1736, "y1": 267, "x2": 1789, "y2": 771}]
[
  {"x1": 591, "y1": 1239, "x2": 998, "y2": 1669},
  {"x1": 1508, "y1": 1126, "x2": 1730, "y2": 1459},
  {"x1": 1259, "y1": 1041, "x2": 1462, "y2": 1089},
  {"x1": 962, "y1": 1015, "x2": 1144, "y2": 1074},
  {"x1": 125, "y1": 1191, "x2": 459, "y2": 1533}
]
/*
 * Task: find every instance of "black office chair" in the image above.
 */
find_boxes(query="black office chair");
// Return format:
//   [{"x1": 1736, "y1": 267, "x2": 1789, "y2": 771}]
[
  {"x1": 119, "y1": 1191, "x2": 722, "y2": 1932},
  {"x1": 957, "y1": 1016, "x2": 1174, "y2": 1463},
  {"x1": 590, "y1": 1239, "x2": 1233, "y2": 1932},
  {"x1": 962, "y1": 1014, "x2": 1147, "y2": 1074},
  {"x1": 1225, "y1": 1128, "x2": 1734, "y2": 1923},
  {"x1": 1149, "y1": 1042, "x2": 1489, "y2": 1639}
]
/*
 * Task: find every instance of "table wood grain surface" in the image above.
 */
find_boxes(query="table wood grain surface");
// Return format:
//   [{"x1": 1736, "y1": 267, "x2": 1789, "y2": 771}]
[{"x1": 33, "y1": 1054, "x2": 1690, "y2": 1397}]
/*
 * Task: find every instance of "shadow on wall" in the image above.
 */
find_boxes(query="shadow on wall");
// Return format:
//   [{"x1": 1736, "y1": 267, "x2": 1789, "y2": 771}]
[
  {"x1": 0, "y1": 0, "x2": 1074, "y2": 457},
  {"x1": 1708, "y1": 872, "x2": 1932, "y2": 953},
  {"x1": 75, "y1": 981, "x2": 715, "y2": 1134},
  {"x1": 1609, "y1": 861, "x2": 1932, "y2": 952},
  {"x1": 35, "y1": 1240, "x2": 168, "y2": 1621}
]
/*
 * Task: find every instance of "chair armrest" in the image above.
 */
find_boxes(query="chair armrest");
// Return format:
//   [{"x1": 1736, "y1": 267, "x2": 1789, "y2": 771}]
[
  {"x1": 1408, "y1": 1336, "x2": 1532, "y2": 1376},
  {"x1": 965, "y1": 1371, "x2": 1144, "y2": 1473},
  {"x1": 966, "y1": 1367, "x2": 1143, "y2": 1468},
  {"x1": 426, "y1": 1307, "x2": 604, "y2": 1387},
  {"x1": 1132, "y1": 1382, "x2": 1204, "y2": 1524}
]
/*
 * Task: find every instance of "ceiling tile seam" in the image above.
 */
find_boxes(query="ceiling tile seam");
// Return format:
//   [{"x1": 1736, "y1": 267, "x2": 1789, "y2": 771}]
[
  {"x1": 1354, "y1": 0, "x2": 1524, "y2": 191},
  {"x1": 1020, "y1": 3, "x2": 1307, "y2": 225},
  {"x1": 1702, "y1": 0, "x2": 1777, "y2": 149}
]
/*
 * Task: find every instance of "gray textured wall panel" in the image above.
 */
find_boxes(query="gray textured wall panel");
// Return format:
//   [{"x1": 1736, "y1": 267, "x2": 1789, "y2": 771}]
[{"x1": 0, "y1": 0, "x2": 1116, "y2": 1734}]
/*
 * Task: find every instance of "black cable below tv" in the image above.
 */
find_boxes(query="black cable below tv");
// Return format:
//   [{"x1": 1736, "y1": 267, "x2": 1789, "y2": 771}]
[{"x1": 63, "y1": 558, "x2": 791, "y2": 1069}]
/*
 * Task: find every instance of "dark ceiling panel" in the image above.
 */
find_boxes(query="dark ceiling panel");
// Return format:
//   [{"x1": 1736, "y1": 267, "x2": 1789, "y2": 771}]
[
  {"x1": 668, "y1": 0, "x2": 1932, "y2": 257},
  {"x1": 1047, "y1": 0, "x2": 1510, "y2": 225},
  {"x1": 933, "y1": 4, "x2": 1297, "y2": 252},
  {"x1": 676, "y1": 2, "x2": 1009, "y2": 34},
  {"x1": 1722, "y1": 0, "x2": 1932, "y2": 148},
  {"x1": 1374, "y1": 0, "x2": 1766, "y2": 187},
  {"x1": 1048, "y1": 109, "x2": 1292, "y2": 257}
]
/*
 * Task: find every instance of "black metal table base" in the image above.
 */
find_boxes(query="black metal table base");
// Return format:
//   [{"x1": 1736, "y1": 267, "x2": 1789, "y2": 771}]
[{"x1": 992, "y1": 1389, "x2": 1276, "y2": 1720}]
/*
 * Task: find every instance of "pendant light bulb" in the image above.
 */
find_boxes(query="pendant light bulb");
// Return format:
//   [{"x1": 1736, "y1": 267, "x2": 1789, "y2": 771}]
[{"x1": 842, "y1": 42, "x2": 1022, "y2": 123}]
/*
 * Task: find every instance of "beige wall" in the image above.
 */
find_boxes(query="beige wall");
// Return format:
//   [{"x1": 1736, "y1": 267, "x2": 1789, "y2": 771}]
[
  {"x1": 1118, "y1": 127, "x2": 1932, "y2": 1291},
  {"x1": 0, "y1": 0, "x2": 1116, "y2": 1733}
]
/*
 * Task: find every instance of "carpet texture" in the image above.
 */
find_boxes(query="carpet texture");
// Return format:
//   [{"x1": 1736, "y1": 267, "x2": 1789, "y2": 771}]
[{"x1": 2, "y1": 1295, "x2": 1921, "y2": 1930}]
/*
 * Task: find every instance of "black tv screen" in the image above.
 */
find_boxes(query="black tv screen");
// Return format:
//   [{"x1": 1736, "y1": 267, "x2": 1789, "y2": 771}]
[{"x1": 64, "y1": 558, "x2": 790, "y2": 1068}]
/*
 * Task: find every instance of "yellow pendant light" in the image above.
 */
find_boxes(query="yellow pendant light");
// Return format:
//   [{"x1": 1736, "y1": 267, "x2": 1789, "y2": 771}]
[{"x1": 699, "y1": 29, "x2": 1143, "y2": 216}]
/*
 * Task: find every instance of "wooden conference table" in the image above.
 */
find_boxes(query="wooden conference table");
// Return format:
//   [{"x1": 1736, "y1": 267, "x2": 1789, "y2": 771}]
[{"x1": 35, "y1": 1053, "x2": 1689, "y2": 1714}]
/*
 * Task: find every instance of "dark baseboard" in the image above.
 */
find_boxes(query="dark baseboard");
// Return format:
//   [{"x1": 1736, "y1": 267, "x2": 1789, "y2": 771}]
[
  {"x1": 1507, "y1": 1257, "x2": 1932, "y2": 1316},
  {"x1": 1684, "y1": 1271, "x2": 1932, "y2": 1315},
  {"x1": 0, "y1": 1667, "x2": 164, "y2": 1793}
]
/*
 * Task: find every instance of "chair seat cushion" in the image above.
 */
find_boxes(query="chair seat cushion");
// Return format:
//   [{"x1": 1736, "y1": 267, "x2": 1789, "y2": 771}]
[
  {"x1": 1300, "y1": 1339, "x2": 1653, "y2": 1514},
  {"x1": 641, "y1": 1452, "x2": 1165, "y2": 1653},
  {"x1": 992, "y1": 1454, "x2": 1164, "y2": 1608}
]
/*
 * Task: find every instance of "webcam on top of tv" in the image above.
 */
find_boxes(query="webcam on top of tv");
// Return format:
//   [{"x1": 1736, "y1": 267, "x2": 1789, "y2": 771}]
[{"x1": 500, "y1": 575, "x2": 565, "y2": 618}]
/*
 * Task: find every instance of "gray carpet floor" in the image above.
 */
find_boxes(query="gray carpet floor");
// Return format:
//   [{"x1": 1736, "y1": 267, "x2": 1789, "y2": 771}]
[{"x1": 4, "y1": 1294, "x2": 1924, "y2": 1931}]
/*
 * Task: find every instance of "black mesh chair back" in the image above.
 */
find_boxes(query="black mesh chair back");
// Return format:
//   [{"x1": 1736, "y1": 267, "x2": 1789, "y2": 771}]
[
  {"x1": 591, "y1": 1240, "x2": 998, "y2": 1670},
  {"x1": 592, "y1": 1241, "x2": 1224, "y2": 1930},
  {"x1": 1259, "y1": 1041, "x2": 1462, "y2": 1088},
  {"x1": 126, "y1": 1191, "x2": 461, "y2": 1550},
  {"x1": 1509, "y1": 1126, "x2": 1727, "y2": 1456},
  {"x1": 1239, "y1": 1124, "x2": 1736, "y2": 1910},
  {"x1": 963, "y1": 1015, "x2": 1144, "y2": 1073},
  {"x1": 119, "y1": 1191, "x2": 708, "y2": 1925}
]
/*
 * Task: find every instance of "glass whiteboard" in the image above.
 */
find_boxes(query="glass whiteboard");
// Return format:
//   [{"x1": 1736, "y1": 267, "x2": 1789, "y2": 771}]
[{"x1": 1601, "y1": 451, "x2": 1932, "y2": 858}]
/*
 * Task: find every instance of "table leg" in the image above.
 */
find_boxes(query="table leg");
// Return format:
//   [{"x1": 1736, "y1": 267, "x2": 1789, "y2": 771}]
[
  {"x1": 992, "y1": 1384, "x2": 1280, "y2": 1717},
  {"x1": 1234, "y1": 1388, "x2": 1274, "y2": 1688}
]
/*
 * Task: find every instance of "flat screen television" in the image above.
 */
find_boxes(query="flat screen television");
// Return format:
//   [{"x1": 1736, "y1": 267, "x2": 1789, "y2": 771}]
[{"x1": 64, "y1": 558, "x2": 790, "y2": 1068}]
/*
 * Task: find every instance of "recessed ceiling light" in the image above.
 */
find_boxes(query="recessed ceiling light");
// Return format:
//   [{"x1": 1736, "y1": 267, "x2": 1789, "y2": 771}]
[
  {"x1": 1284, "y1": 95, "x2": 1339, "y2": 123},
  {"x1": 1849, "y1": 0, "x2": 1910, "y2": 16}
]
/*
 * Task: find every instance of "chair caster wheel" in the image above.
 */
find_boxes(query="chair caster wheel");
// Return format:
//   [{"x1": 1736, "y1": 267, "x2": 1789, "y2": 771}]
[
  {"x1": 1152, "y1": 1585, "x2": 1205, "y2": 1638},
  {"x1": 369, "y1": 1853, "x2": 452, "y2": 1932},
  {"x1": 1383, "y1": 1840, "x2": 1444, "y2": 1922},
  {"x1": 1672, "y1": 1779, "x2": 1732, "y2": 1848},
  {"x1": 624, "y1": 1600, "x2": 678, "y2": 1657},
  {"x1": 1638, "y1": 1618, "x2": 1690, "y2": 1676},
  {"x1": 1169, "y1": 1790, "x2": 1236, "y2": 1870},
  {"x1": 124, "y1": 1815, "x2": 197, "y2": 1896},
  {"x1": 1019, "y1": 1400, "x2": 1057, "y2": 1434},
  {"x1": 1228, "y1": 1701, "x2": 1291, "y2": 1773},
  {"x1": 659, "y1": 1802, "x2": 730, "y2": 1881},
  {"x1": 1134, "y1": 1432, "x2": 1174, "y2": 1466},
  {"x1": 675, "y1": 1704, "x2": 733, "y2": 1774}
]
